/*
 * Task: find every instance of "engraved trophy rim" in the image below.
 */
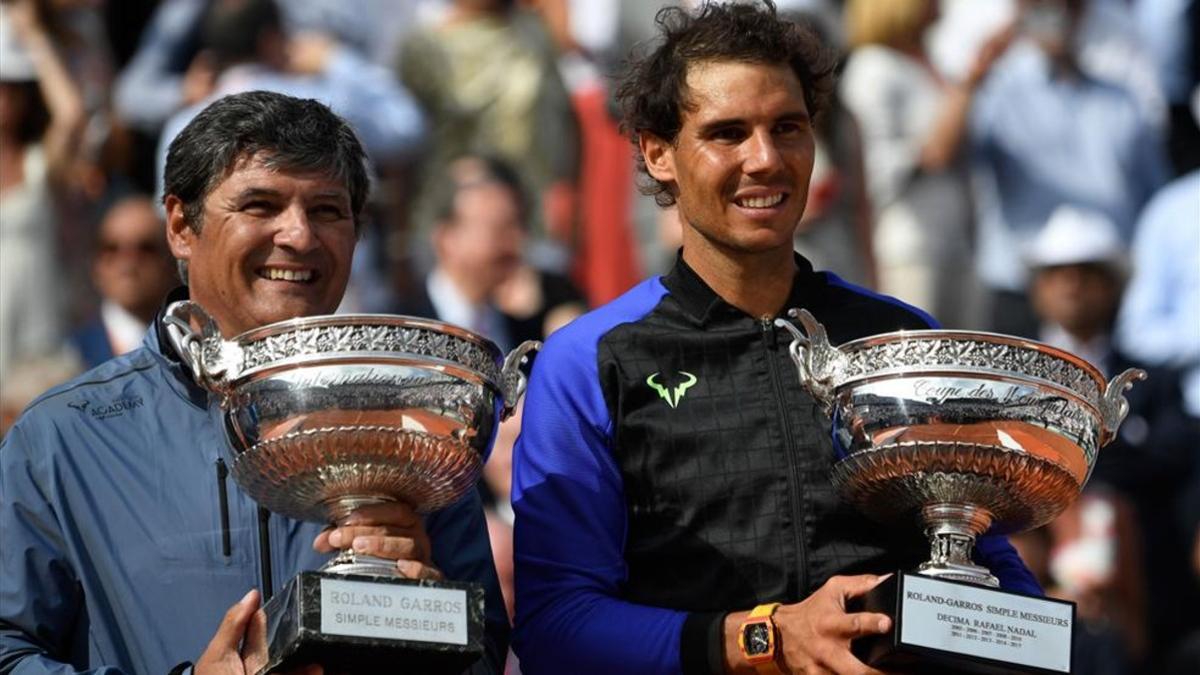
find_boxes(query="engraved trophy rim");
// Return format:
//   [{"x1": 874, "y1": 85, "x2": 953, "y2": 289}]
[
  {"x1": 232, "y1": 312, "x2": 504, "y2": 360},
  {"x1": 836, "y1": 328, "x2": 1108, "y2": 395},
  {"x1": 214, "y1": 312, "x2": 510, "y2": 393}
]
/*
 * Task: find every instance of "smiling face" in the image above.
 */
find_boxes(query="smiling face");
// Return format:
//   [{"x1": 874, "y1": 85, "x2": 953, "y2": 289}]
[
  {"x1": 641, "y1": 60, "x2": 815, "y2": 264},
  {"x1": 165, "y1": 153, "x2": 356, "y2": 337}
]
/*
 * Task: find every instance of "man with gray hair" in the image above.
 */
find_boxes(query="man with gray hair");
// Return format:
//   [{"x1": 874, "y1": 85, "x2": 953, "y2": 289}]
[{"x1": 0, "y1": 90, "x2": 507, "y2": 675}]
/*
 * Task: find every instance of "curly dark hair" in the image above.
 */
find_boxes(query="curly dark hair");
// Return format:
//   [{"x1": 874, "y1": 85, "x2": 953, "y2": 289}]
[{"x1": 615, "y1": 0, "x2": 836, "y2": 207}]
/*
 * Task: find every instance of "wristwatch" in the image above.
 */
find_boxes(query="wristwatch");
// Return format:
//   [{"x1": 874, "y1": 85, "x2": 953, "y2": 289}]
[{"x1": 737, "y1": 602, "x2": 783, "y2": 674}]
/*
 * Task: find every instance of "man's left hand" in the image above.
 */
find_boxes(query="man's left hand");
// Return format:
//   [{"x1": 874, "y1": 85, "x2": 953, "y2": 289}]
[{"x1": 313, "y1": 502, "x2": 442, "y2": 580}]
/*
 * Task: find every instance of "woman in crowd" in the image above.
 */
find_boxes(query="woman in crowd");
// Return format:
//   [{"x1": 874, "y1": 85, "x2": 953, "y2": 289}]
[
  {"x1": 0, "y1": 0, "x2": 85, "y2": 379},
  {"x1": 840, "y1": 0, "x2": 1011, "y2": 328}
]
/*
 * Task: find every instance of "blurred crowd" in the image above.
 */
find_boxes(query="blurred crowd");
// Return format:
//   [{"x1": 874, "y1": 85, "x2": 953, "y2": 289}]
[{"x1": 0, "y1": 0, "x2": 1196, "y2": 673}]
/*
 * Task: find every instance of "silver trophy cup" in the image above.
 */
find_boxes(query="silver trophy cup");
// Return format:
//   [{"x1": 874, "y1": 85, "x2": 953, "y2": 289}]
[
  {"x1": 165, "y1": 301, "x2": 538, "y2": 674},
  {"x1": 776, "y1": 309, "x2": 1144, "y2": 674}
]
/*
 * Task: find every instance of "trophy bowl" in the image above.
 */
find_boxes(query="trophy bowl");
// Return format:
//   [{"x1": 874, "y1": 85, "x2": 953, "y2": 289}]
[
  {"x1": 777, "y1": 309, "x2": 1143, "y2": 588},
  {"x1": 165, "y1": 300, "x2": 537, "y2": 543},
  {"x1": 164, "y1": 301, "x2": 539, "y2": 674}
]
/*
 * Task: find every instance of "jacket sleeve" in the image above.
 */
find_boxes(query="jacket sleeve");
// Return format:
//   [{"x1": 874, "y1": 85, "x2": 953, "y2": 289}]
[
  {"x1": 510, "y1": 330, "x2": 692, "y2": 675},
  {"x1": 0, "y1": 422, "x2": 127, "y2": 674},
  {"x1": 975, "y1": 534, "x2": 1042, "y2": 595},
  {"x1": 424, "y1": 489, "x2": 511, "y2": 674}
]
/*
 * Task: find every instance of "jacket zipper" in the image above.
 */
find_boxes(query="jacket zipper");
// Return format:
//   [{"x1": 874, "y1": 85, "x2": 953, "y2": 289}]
[
  {"x1": 215, "y1": 459, "x2": 231, "y2": 557},
  {"x1": 761, "y1": 316, "x2": 810, "y2": 595},
  {"x1": 258, "y1": 506, "x2": 274, "y2": 601}
]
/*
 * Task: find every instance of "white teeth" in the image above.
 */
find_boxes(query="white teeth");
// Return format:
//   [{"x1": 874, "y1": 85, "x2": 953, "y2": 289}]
[
  {"x1": 738, "y1": 193, "x2": 784, "y2": 208},
  {"x1": 263, "y1": 268, "x2": 313, "y2": 282}
]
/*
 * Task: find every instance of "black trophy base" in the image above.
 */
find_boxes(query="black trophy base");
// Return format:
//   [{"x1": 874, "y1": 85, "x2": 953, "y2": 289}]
[
  {"x1": 260, "y1": 571, "x2": 485, "y2": 675},
  {"x1": 849, "y1": 571, "x2": 1075, "y2": 675}
]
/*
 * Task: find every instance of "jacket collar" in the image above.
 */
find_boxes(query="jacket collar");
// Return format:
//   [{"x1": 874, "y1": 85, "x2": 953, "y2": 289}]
[
  {"x1": 145, "y1": 286, "x2": 210, "y2": 409},
  {"x1": 661, "y1": 250, "x2": 822, "y2": 326}
]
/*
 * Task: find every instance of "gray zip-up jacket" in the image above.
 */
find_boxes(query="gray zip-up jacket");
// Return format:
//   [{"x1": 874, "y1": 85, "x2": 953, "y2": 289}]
[{"x1": 0, "y1": 314, "x2": 509, "y2": 674}]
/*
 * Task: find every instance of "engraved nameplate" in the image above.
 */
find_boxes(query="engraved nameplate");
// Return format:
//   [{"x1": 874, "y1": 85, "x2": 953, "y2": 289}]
[
  {"x1": 899, "y1": 574, "x2": 1072, "y2": 672},
  {"x1": 319, "y1": 577, "x2": 468, "y2": 645}
]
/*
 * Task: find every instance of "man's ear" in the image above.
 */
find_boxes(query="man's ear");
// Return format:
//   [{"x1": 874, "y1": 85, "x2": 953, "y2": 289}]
[
  {"x1": 639, "y1": 132, "x2": 676, "y2": 185},
  {"x1": 164, "y1": 195, "x2": 194, "y2": 263}
]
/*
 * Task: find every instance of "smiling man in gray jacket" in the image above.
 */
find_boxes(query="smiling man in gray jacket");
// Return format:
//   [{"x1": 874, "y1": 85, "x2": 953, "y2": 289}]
[{"x1": 0, "y1": 91, "x2": 508, "y2": 675}]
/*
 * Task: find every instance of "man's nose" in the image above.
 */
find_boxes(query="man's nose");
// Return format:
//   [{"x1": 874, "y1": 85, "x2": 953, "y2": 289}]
[
  {"x1": 273, "y1": 205, "x2": 319, "y2": 253},
  {"x1": 743, "y1": 129, "x2": 785, "y2": 175}
]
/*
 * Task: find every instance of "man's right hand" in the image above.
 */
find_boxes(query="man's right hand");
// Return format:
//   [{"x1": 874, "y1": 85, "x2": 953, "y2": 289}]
[
  {"x1": 724, "y1": 574, "x2": 893, "y2": 674},
  {"x1": 194, "y1": 589, "x2": 323, "y2": 675}
]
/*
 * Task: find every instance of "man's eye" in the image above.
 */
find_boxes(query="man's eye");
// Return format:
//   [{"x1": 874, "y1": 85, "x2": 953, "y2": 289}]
[
  {"x1": 711, "y1": 127, "x2": 745, "y2": 141},
  {"x1": 310, "y1": 205, "x2": 347, "y2": 221},
  {"x1": 242, "y1": 201, "x2": 275, "y2": 215},
  {"x1": 774, "y1": 122, "x2": 805, "y2": 136}
]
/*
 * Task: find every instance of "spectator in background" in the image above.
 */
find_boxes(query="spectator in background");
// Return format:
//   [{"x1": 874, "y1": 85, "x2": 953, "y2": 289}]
[
  {"x1": 528, "y1": 0, "x2": 643, "y2": 306},
  {"x1": 155, "y1": 0, "x2": 425, "y2": 195},
  {"x1": 840, "y1": 0, "x2": 1014, "y2": 328},
  {"x1": 1115, "y1": 166, "x2": 1200, "y2": 419},
  {"x1": 115, "y1": 0, "x2": 418, "y2": 136},
  {"x1": 113, "y1": 0, "x2": 420, "y2": 195},
  {"x1": 1024, "y1": 204, "x2": 1200, "y2": 672},
  {"x1": 0, "y1": 0, "x2": 85, "y2": 382},
  {"x1": 1113, "y1": 163, "x2": 1200, "y2": 666},
  {"x1": 397, "y1": 156, "x2": 527, "y2": 353},
  {"x1": 109, "y1": 0, "x2": 212, "y2": 193},
  {"x1": 395, "y1": 154, "x2": 586, "y2": 354},
  {"x1": 396, "y1": 0, "x2": 580, "y2": 269},
  {"x1": 784, "y1": 5, "x2": 877, "y2": 290},
  {"x1": 70, "y1": 195, "x2": 176, "y2": 369},
  {"x1": 28, "y1": 0, "x2": 119, "y2": 205},
  {"x1": 112, "y1": 0, "x2": 210, "y2": 136},
  {"x1": 970, "y1": 0, "x2": 1170, "y2": 336},
  {"x1": 1134, "y1": 0, "x2": 1198, "y2": 175}
]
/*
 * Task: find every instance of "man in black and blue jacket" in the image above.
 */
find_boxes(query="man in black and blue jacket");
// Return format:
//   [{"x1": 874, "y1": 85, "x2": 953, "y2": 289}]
[{"x1": 510, "y1": 3, "x2": 1039, "y2": 674}]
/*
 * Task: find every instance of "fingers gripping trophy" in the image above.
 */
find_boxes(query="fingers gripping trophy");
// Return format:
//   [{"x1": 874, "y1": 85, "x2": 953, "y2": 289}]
[
  {"x1": 166, "y1": 301, "x2": 538, "y2": 674},
  {"x1": 777, "y1": 309, "x2": 1144, "y2": 675}
]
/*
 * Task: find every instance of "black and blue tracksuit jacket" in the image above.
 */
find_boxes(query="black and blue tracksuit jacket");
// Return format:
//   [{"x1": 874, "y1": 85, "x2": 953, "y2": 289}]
[{"x1": 511, "y1": 254, "x2": 1040, "y2": 674}]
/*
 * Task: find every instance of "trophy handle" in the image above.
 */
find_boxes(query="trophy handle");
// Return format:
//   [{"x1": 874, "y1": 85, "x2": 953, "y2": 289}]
[
  {"x1": 775, "y1": 308, "x2": 841, "y2": 413},
  {"x1": 1099, "y1": 367, "x2": 1147, "y2": 443},
  {"x1": 499, "y1": 340, "x2": 541, "y2": 420},
  {"x1": 163, "y1": 300, "x2": 238, "y2": 392}
]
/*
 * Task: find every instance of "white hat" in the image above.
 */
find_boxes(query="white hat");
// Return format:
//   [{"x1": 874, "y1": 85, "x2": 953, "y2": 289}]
[
  {"x1": 1025, "y1": 205, "x2": 1128, "y2": 272},
  {"x1": 0, "y1": 6, "x2": 38, "y2": 83}
]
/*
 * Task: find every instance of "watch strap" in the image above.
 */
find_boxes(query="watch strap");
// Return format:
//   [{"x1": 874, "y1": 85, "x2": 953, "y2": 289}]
[
  {"x1": 748, "y1": 602, "x2": 781, "y2": 619},
  {"x1": 740, "y1": 603, "x2": 784, "y2": 675}
]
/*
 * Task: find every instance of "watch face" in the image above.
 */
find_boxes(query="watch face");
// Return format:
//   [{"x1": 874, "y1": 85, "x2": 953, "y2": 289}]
[{"x1": 743, "y1": 621, "x2": 772, "y2": 656}]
